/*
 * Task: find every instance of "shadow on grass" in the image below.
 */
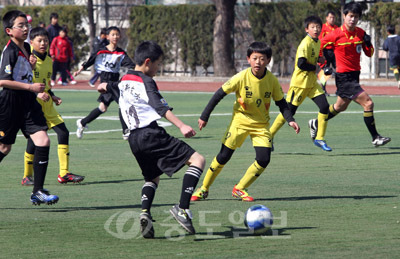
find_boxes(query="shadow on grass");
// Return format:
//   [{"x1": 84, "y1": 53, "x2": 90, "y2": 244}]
[
  {"x1": 332, "y1": 151, "x2": 400, "y2": 156},
  {"x1": 37, "y1": 203, "x2": 175, "y2": 213},
  {"x1": 192, "y1": 226, "x2": 316, "y2": 241},
  {"x1": 211, "y1": 195, "x2": 396, "y2": 202},
  {"x1": 258, "y1": 195, "x2": 397, "y2": 201},
  {"x1": 82, "y1": 177, "x2": 178, "y2": 185}
]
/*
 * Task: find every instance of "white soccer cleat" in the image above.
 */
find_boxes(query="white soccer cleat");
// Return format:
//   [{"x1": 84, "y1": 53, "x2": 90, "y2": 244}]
[
  {"x1": 372, "y1": 135, "x2": 391, "y2": 147},
  {"x1": 76, "y1": 119, "x2": 88, "y2": 139},
  {"x1": 308, "y1": 119, "x2": 317, "y2": 140}
]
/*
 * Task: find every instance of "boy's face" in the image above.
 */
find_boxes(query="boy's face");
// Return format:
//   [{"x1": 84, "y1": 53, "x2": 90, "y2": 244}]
[
  {"x1": 247, "y1": 52, "x2": 270, "y2": 76},
  {"x1": 107, "y1": 30, "x2": 120, "y2": 45},
  {"x1": 326, "y1": 14, "x2": 335, "y2": 26},
  {"x1": 6, "y1": 16, "x2": 29, "y2": 41},
  {"x1": 30, "y1": 35, "x2": 49, "y2": 54},
  {"x1": 146, "y1": 57, "x2": 162, "y2": 78},
  {"x1": 305, "y1": 22, "x2": 321, "y2": 39},
  {"x1": 59, "y1": 30, "x2": 66, "y2": 38},
  {"x1": 343, "y1": 12, "x2": 359, "y2": 31},
  {"x1": 51, "y1": 17, "x2": 58, "y2": 25}
]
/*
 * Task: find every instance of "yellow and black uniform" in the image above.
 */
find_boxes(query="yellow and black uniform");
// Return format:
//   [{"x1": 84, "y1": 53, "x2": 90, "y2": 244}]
[
  {"x1": 23, "y1": 50, "x2": 71, "y2": 179},
  {"x1": 197, "y1": 67, "x2": 295, "y2": 196},
  {"x1": 270, "y1": 35, "x2": 329, "y2": 141}
]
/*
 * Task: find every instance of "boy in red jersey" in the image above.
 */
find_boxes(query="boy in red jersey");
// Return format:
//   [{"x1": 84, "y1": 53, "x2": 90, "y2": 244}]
[
  {"x1": 317, "y1": 10, "x2": 339, "y2": 93},
  {"x1": 309, "y1": 2, "x2": 391, "y2": 147}
]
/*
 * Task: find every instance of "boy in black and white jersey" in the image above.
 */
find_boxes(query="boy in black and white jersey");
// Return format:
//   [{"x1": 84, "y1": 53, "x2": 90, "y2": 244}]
[
  {"x1": 98, "y1": 41, "x2": 205, "y2": 238},
  {"x1": 0, "y1": 10, "x2": 58, "y2": 205},
  {"x1": 74, "y1": 26, "x2": 134, "y2": 140}
]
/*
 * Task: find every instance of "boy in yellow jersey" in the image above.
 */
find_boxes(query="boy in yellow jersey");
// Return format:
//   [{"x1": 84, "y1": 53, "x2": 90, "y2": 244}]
[
  {"x1": 191, "y1": 42, "x2": 299, "y2": 202},
  {"x1": 21, "y1": 27, "x2": 84, "y2": 186},
  {"x1": 269, "y1": 16, "x2": 332, "y2": 152}
]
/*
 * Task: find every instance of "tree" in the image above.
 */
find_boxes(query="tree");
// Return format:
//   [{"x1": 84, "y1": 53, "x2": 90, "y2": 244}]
[{"x1": 213, "y1": 0, "x2": 236, "y2": 77}]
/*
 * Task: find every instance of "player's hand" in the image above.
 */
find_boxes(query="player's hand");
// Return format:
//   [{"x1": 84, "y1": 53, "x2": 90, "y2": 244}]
[
  {"x1": 318, "y1": 56, "x2": 326, "y2": 65},
  {"x1": 29, "y1": 54, "x2": 37, "y2": 68},
  {"x1": 97, "y1": 83, "x2": 107, "y2": 93},
  {"x1": 180, "y1": 124, "x2": 196, "y2": 138},
  {"x1": 52, "y1": 96, "x2": 62, "y2": 105},
  {"x1": 364, "y1": 34, "x2": 372, "y2": 47},
  {"x1": 29, "y1": 83, "x2": 45, "y2": 93},
  {"x1": 198, "y1": 118, "x2": 208, "y2": 130},
  {"x1": 73, "y1": 70, "x2": 79, "y2": 77},
  {"x1": 37, "y1": 92, "x2": 50, "y2": 102},
  {"x1": 289, "y1": 121, "x2": 300, "y2": 134}
]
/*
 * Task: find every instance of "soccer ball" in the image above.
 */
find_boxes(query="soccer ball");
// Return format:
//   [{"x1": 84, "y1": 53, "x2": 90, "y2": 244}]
[{"x1": 244, "y1": 204, "x2": 273, "y2": 234}]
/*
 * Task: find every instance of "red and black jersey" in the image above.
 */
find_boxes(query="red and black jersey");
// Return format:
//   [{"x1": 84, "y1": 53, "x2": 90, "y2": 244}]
[
  {"x1": 319, "y1": 23, "x2": 338, "y2": 50},
  {"x1": 321, "y1": 26, "x2": 374, "y2": 73}
]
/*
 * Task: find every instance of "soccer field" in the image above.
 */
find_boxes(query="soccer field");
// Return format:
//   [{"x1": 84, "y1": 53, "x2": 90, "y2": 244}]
[{"x1": 1, "y1": 90, "x2": 399, "y2": 258}]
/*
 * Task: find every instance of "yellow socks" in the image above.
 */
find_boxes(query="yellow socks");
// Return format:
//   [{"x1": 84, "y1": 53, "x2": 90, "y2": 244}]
[
  {"x1": 236, "y1": 161, "x2": 265, "y2": 190},
  {"x1": 201, "y1": 157, "x2": 225, "y2": 191},
  {"x1": 23, "y1": 152, "x2": 34, "y2": 178},
  {"x1": 58, "y1": 144, "x2": 70, "y2": 177},
  {"x1": 315, "y1": 112, "x2": 328, "y2": 140},
  {"x1": 270, "y1": 113, "x2": 286, "y2": 139}
]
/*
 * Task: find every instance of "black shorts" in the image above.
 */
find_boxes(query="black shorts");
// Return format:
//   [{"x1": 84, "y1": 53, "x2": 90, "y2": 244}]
[
  {"x1": 335, "y1": 71, "x2": 364, "y2": 100},
  {"x1": 128, "y1": 121, "x2": 196, "y2": 181},
  {"x1": 0, "y1": 89, "x2": 47, "y2": 144},
  {"x1": 97, "y1": 92, "x2": 115, "y2": 106}
]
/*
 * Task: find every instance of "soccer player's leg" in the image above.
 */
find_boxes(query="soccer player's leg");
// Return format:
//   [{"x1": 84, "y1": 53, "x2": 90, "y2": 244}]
[
  {"x1": 192, "y1": 127, "x2": 239, "y2": 201},
  {"x1": 310, "y1": 88, "x2": 332, "y2": 151},
  {"x1": 392, "y1": 66, "x2": 400, "y2": 88},
  {"x1": 140, "y1": 177, "x2": 159, "y2": 238},
  {"x1": 270, "y1": 87, "x2": 300, "y2": 140},
  {"x1": 171, "y1": 152, "x2": 205, "y2": 234},
  {"x1": 22, "y1": 138, "x2": 35, "y2": 186},
  {"x1": 53, "y1": 123, "x2": 85, "y2": 183},
  {"x1": 233, "y1": 131, "x2": 271, "y2": 202},
  {"x1": 354, "y1": 92, "x2": 391, "y2": 147},
  {"x1": 77, "y1": 97, "x2": 109, "y2": 139}
]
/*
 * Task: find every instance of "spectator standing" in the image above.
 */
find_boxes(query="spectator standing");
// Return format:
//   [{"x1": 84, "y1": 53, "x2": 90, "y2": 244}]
[
  {"x1": 46, "y1": 13, "x2": 61, "y2": 45},
  {"x1": 383, "y1": 25, "x2": 400, "y2": 89}
]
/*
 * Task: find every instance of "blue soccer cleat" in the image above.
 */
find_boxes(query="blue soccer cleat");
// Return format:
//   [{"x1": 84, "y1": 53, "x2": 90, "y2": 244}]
[
  {"x1": 314, "y1": 139, "x2": 332, "y2": 152},
  {"x1": 31, "y1": 189, "x2": 59, "y2": 206}
]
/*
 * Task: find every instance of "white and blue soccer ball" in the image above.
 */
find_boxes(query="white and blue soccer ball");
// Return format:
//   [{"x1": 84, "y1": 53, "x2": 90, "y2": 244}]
[{"x1": 244, "y1": 204, "x2": 273, "y2": 234}]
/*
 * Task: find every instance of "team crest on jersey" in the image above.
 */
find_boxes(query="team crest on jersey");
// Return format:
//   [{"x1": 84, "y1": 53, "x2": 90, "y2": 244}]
[
  {"x1": 4, "y1": 65, "x2": 11, "y2": 74},
  {"x1": 356, "y1": 44, "x2": 362, "y2": 53},
  {"x1": 160, "y1": 98, "x2": 168, "y2": 106}
]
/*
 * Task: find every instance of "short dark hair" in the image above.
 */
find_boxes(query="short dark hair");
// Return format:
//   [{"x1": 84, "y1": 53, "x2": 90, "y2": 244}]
[
  {"x1": 2, "y1": 10, "x2": 26, "y2": 34},
  {"x1": 50, "y1": 13, "x2": 58, "y2": 21},
  {"x1": 247, "y1": 42, "x2": 272, "y2": 59},
  {"x1": 326, "y1": 10, "x2": 336, "y2": 17},
  {"x1": 134, "y1": 41, "x2": 164, "y2": 66},
  {"x1": 106, "y1": 26, "x2": 120, "y2": 35},
  {"x1": 387, "y1": 25, "x2": 395, "y2": 35},
  {"x1": 100, "y1": 28, "x2": 107, "y2": 35},
  {"x1": 343, "y1": 2, "x2": 362, "y2": 17},
  {"x1": 304, "y1": 15, "x2": 322, "y2": 28},
  {"x1": 29, "y1": 27, "x2": 49, "y2": 40}
]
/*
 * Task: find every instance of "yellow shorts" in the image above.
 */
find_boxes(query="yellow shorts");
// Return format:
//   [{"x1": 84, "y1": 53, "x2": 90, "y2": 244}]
[
  {"x1": 222, "y1": 122, "x2": 272, "y2": 149},
  {"x1": 37, "y1": 98, "x2": 64, "y2": 129},
  {"x1": 286, "y1": 83, "x2": 325, "y2": 106}
]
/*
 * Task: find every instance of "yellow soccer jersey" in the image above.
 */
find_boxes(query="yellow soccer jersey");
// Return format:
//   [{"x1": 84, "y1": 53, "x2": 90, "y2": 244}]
[
  {"x1": 32, "y1": 51, "x2": 64, "y2": 128},
  {"x1": 222, "y1": 67, "x2": 284, "y2": 129},
  {"x1": 290, "y1": 35, "x2": 320, "y2": 89}
]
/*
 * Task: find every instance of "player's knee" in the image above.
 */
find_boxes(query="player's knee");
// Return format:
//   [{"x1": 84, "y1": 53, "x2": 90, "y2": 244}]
[
  {"x1": 188, "y1": 152, "x2": 205, "y2": 170},
  {"x1": 98, "y1": 103, "x2": 107, "y2": 113},
  {"x1": 256, "y1": 158, "x2": 270, "y2": 168},
  {"x1": 364, "y1": 100, "x2": 374, "y2": 111},
  {"x1": 0, "y1": 143, "x2": 12, "y2": 154}
]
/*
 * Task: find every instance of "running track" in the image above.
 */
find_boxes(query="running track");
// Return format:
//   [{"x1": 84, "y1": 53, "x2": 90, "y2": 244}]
[{"x1": 54, "y1": 79, "x2": 400, "y2": 95}]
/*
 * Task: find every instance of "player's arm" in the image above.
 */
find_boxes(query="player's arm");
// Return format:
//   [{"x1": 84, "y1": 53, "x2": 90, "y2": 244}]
[
  {"x1": 297, "y1": 57, "x2": 316, "y2": 71},
  {"x1": 362, "y1": 33, "x2": 374, "y2": 57},
  {"x1": 275, "y1": 98, "x2": 300, "y2": 134},
  {"x1": 0, "y1": 80, "x2": 44, "y2": 93},
  {"x1": 164, "y1": 110, "x2": 196, "y2": 138},
  {"x1": 74, "y1": 52, "x2": 97, "y2": 77},
  {"x1": 198, "y1": 87, "x2": 227, "y2": 130}
]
